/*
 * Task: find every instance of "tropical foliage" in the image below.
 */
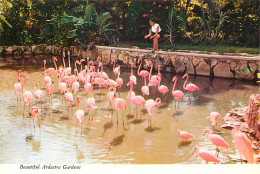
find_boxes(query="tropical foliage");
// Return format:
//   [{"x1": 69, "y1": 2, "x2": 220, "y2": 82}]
[{"x1": 0, "y1": 0, "x2": 258, "y2": 48}]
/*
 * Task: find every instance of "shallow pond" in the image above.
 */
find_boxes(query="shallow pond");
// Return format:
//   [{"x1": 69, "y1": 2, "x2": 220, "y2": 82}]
[{"x1": 0, "y1": 56, "x2": 259, "y2": 164}]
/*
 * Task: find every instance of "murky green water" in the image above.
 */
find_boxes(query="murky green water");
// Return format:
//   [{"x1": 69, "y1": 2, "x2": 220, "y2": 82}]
[{"x1": 0, "y1": 55, "x2": 259, "y2": 164}]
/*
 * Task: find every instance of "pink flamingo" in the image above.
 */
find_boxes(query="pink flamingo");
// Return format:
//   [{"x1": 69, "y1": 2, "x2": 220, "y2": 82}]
[
  {"x1": 20, "y1": 74, "x2": 33, "y2": 117},
  {"x1": 107, "y1": 87, "x2": 116, "y2": 106},
  {"x1": 14, "y1": 70, "x2": 22, "y2": 101},
  {"x1": 86, "y1": 79, "x2": 96, "y2": 120},
  {"x1": 145, "y1": 98, "x2": 161, "y2": 127},
  {"x1": 46, "y1": 76, "x2": 54, "y2": 103},
  {"x1": 177, "y1": 129, "x2": 194, "y2": 142},
  {"x1": 98, "y1": 62, "x2": 108, "y2": 80},
  {"x1": 44, "y1": 57, "x2": 57, "y2": 76},
  {"x1": 192, "y1": 146, "x2": 221, "y2": 164},
  {"x1": 35, "y1": 83, "x2": 43, "y2": 106},
  {"x1": 232, "y1": 124, "x2": 255, "y2": 164},
  {"x1": 77, "y1": 59, "x2": 86, "y2": 83},
  {"x1": 58, "y1": 68, "x2": 67, "y2": 94},
  {"x1": 111, "y1": 59, "x2": 120, "y2": 79},
  {"x1": 75, "y1": 95, "x2": 84, "y2": 135},
  {"x1": 68, "y1": 61, "x2": 79, "y2": 86},
  {"x1": 116, "y1": 66, "x2": 123, "y2": 95},
  {"x1": 207, "y1": 112, "x2": 220, "y2": 132},
  {"x1": 148, "y1": 61, "x2": 159, "y2": 90},
  {"x1": 29, "y1": 106, "x2": 40, "y2": 129},
  {"x1": 64, "y1": 85, "x2": 74, "y2": 111},
  {"x1": 182, "y1": 73, "x2": 199, "y2": 99},
  {"x1": 130, "y1": 63, "x2": 137, "y2": 85},
  {"x1": 127, "y1": 80, "x2": 146, "y2": 119},
  {"x1": 157, "y1": 73, "x2": 169, "y2": 98},
  {"x1": 141, "y1": 76, "x2": 149, "y2": 97},
  {"x1": 64, "y1": 51, "x2": 71, "y2": 76},
  {"x1": 203, "y1": 129, "x2": 229, "y2": 156},
  {"x1": 137, "y1": 58, "x2": 149, "y2": 84},
  {"x1": 43, "y1": 60, "x2": 51, "y2": 85},
  {"x1": 113, "y1": 93, "x2": 127, "y2": 127},
  {"x1": 172, "y1": 76, "x2": 185, "y2": 108}
]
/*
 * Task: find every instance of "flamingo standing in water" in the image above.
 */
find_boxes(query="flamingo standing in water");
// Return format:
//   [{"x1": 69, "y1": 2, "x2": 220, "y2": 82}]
[
  {"x1": 43, "y1": 57, "x2": 57, "y2": 76},
  {"x1": 203, "y1": 129, "x2": 230, "y2": 156},
  {"x1": 72, "y1": 69, "x2": 80, "y2": 95},
  {"x1": 145, "y1": 98, "x2": 161, "y2": 127},
  {"x1": 116, "y1": 66, "x2": 123, "y2": 95},
  {"x1": 64, "y1": 51, "x2": 71, "y2": 76},
  {"x1": 86, "y1": 79, "x2": 96, "y2": 120},
  {"x1": 14, "y1": 70, "x2": 22, "y2": 101},
  {"x1": 177, "y1": 129, "x2": 194, "y2": 142},
  {"x1": 58, "y1": 68, "x2": 67, "y2": 94},
  {"x1": 112, "y1": 91, "x2": 127, "y2": 127},
  {"x1": 111, "y1": 59, "x2": 119, "y2": 79},
  {"x1": 130, "y1": 63, "x2": 137, "y2": 85},
  {"x1": 29, "y1": 106, "x2": 40, "y2": 129},
  {"x1": 172, "y1": 76, "x2": 185, "y2": 108},
  {"x1": 207, "y1": 112, "x2": 220, "y2": 132},
  {"x1": 137, "y1": 58, "x2": 149, "y2": 84},
  {"x1": 192, "y1": 146, "x2": 221, "y2": 164},
  {"x1": 148, "y1": 61, "x2": 159, "y2": 92},
  {"x1": 157, "y1": 74, "x2": 169, "y2": 99},
  {"x1": 141, "y1": 76, "x2": 149, "y2": 97},
  {"x1": 182, "y1": 73, "x2": 199, "y2": 100},
  {"x1": 232, "y1": 124, "x2": 255, "y2": 164},
  {"x1": 127, "y1": 80, "x2": 146, "y2": 119},
  {"x1": 46, "y1": 76, "x2": 54, "y2": 103},
  {"x1": 35, "y1": 83, "x2": 43, "y2": 106},
  {"x1": 43, "y1": 60, "x2": 51, "y2": 85},
  {"x1": 75, "y1": 95, "x2": 84, "y2": 135},
  {"x1": 20, "y1": 74, "x2": 33, "y2": 117}
]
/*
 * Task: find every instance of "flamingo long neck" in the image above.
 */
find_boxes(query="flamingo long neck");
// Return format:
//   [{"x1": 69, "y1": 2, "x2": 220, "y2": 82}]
[
  {"x1": 149, "y1": 63, "x2": 153, "y2": 81},
  {"x1": 172, "y1": 78, "x2": 177, "y2": 93},
  {"x1": 129, "y1": 82, "x2": 133, "y2": 100},
  {"x1": 183, "y1": 75, "x2": 188, "y2": 90},
  {"x1": 137, "y1": 60, "x2": 142, "y2": 76},
  {"x1": 68, "y1": 52, "x2": 71, "y2": 68},
  {"x1": 62, "y1": 52, "x2": 66, "y2": 68},
  {"x1": 74, "y1": 62, "x2": 78, "y2": 75},
  {"x1": 144, "y1": 76, "x2": 147, "y2": 86},
  {"x1": 53, "y1": 59, "x2": 57, "y2": 71},
  {"x1": 158, "y1": 74, "x2": 162, "y2": 87},
  {"x1": 156, "y1": 98, "x2": 161, "y2": 106}
]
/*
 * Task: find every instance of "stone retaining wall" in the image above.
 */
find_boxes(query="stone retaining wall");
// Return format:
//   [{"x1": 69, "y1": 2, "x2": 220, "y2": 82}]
[{"x1": 0, "y1": 44, "x2": 259, "y2": 80}]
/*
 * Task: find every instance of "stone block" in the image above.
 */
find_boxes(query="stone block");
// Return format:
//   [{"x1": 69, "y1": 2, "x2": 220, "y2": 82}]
[
  {"x1": 196, "y1": 60, "x2": 210, "y2": 76},
  {"x1": 249, "y1": 62, "x2": 257, "y2": 73},
  {"x1": 45, "y1": 45, "x2": 52, "y2": 55},
  {"x1": 214, "y1": 61, "x2": 234, "y2": 78},
  {"x1": 192, "y1": 58, "x2": 201, "y2": 67},
  {"x1": 235, "y1": 62, "x2": 255, "y2": 80},
  {"x1": 5, "y1": 47, "x2": 13, "y2": 55},
  {"x1": 230, "y1": 61, "x2": 237, "y2": 71},
  {"x1": 186, "y1": 60, "x2": 195, "y2": 75},
  {"x1": 101, "y1": 49, "x2": 111, "y2": 65},
  {"x1": 174, "y1": 56, "x2": 185, "y2": 74}
]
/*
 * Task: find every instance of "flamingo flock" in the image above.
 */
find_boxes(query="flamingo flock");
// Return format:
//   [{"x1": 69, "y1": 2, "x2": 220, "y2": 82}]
[{"x1": 13, "y1": 53, "x2": 255, "y2": 164}]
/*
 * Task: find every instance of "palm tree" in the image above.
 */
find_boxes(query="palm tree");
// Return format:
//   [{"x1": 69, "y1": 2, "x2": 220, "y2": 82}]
[{"x1": 0, "y1": 0, "x2": 12, "y2": 31}]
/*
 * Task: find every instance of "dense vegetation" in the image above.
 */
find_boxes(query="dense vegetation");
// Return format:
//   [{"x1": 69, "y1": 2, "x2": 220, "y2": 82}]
[{"x1": 0, "y1": 0, "x2": 258, "y2": 52}]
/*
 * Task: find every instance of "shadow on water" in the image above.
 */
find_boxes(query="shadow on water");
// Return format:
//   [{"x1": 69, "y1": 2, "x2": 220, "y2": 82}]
[
  {"x1": 173, "y1": 111, "x2": 184, "y2": 117},
  {"x1": 25, "y1": 134, "x2": 41, "y2": 153},
  {"x1": 101, "y1": 120, "x2": 113, "y2": 137},
  {"x1": 130, "y1": 119, "x2": 145, "y2": 124},
  {"x1": 141, "y1": 109, "x2": 147, "y2": 114},
  {"x1": 59, "y1": 115, "x2": 70, "y2": 120},
  {"x1": 158, "y1": 103, "x2": 169, "y2": 109},
  {"x1": 178, "y1": 141, "x2": 193, "y2": 148},
  {"x1": 126, "y1": 114, "x2": 134, "y2": 120},
  {"x1": 110, "y1": 134, "x2": 125, "y2": 147},
  {"x1": 145, "y1": 126, "x2": 161, "y2": 132}
]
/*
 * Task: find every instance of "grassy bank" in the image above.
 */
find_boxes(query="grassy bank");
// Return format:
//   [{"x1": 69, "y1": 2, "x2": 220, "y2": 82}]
[{"x1": 132, "y1": 42, "x2": 259, "y2": 55}]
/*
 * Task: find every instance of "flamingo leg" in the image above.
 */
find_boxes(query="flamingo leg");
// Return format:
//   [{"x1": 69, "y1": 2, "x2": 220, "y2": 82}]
[
  {"x1": 38, "y1": 117, "x2": 41, "y2": 128},
  {"x1": 33, "y1": 118, "x2": 35, "y2": 130},
  {"x1": 81, "y1": 123, "x2": 82, "y2": 136},
  {"x1": 23, "y1": 103, "x2": 25, "y2": 118},
  {"x1": 122, "y1": 111, "x2": 124, "y2": 128}
]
